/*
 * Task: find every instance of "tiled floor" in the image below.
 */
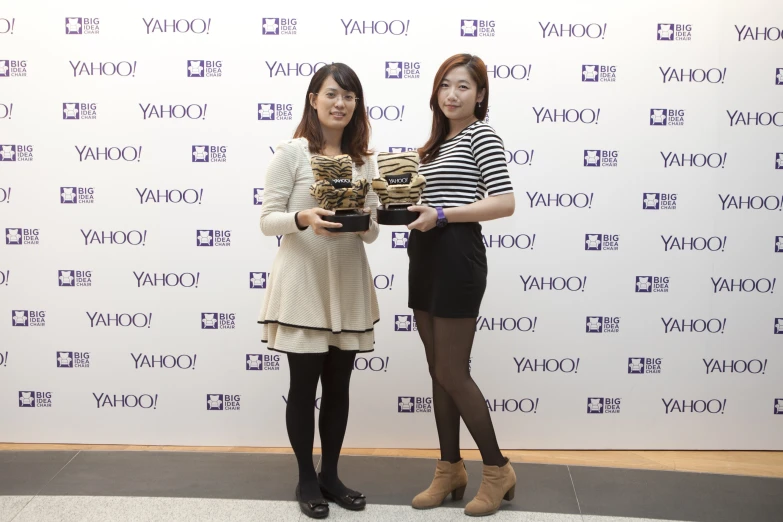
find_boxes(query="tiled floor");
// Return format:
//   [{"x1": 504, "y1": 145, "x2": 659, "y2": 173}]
[{"x1": 0, "y1": 451, "x2": 781, "y2": 521}]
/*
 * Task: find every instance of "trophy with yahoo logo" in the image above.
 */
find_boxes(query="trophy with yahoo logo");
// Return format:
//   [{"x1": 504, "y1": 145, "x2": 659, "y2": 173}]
[
  {"x1": 372, "y1": 151, "x2": 426, "y2": 225},
  {"x1": 309, "y1": 154, "x2": 370, "y2": 232}
]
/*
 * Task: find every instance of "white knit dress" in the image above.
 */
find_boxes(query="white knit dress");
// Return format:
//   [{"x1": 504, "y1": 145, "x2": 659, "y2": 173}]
[{"x1": 258, "y1": 138, "x2": 381, "y2": 354}]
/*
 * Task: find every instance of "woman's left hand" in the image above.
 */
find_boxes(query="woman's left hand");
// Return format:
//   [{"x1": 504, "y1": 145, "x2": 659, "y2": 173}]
[{"x1": 407, "y1": 206, "x2": 438, "y2": 232}]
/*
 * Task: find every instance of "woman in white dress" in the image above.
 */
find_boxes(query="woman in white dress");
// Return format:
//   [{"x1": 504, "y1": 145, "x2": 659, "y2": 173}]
[{"x1": 258, "y1": 63, "x2": 380, "y2": 519}]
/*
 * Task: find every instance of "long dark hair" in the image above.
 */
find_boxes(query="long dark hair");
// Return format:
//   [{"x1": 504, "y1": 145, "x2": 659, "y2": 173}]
[
  {"x1": 293, "y1": 63, "x2": 372, "y2": 166},
  {"x1": 418, "y1": 54, "x2": 489, "y2": 164}
]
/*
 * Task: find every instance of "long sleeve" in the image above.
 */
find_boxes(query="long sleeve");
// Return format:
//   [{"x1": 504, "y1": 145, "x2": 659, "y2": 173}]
[
  {"x1": 259, "y1": 141, "x2": 307, "y2": 237},
  {"x1": 360, "y1": 155, "x2": 380, "y2": 244}
]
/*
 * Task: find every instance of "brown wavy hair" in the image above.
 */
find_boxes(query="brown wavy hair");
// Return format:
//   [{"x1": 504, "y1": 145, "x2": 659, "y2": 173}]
[
  {"x1": 418, "y1": 54, "x2": 489, "y2": 164},
  {"x1": 293, "y1": 63, "x2": 372, "y2": 166}
]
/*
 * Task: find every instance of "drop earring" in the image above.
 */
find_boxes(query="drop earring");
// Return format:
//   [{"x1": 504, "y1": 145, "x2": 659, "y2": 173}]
[{"x1": 477, "y1": 102, "x2": 482, "y2": 108}]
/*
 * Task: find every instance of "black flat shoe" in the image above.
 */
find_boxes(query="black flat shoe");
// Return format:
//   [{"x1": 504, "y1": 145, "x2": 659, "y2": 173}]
[
  {"x1": 317, "y1": 473, "x2": 367, "y2": 511},
  {"x1": 295, "y1": 483, "x2": 329, "y2": 519}
]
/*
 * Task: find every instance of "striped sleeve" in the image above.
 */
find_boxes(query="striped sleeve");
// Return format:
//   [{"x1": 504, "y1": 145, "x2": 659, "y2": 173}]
[{"x1": 470, "y1": 126, "x2": 514, "y2": 196}]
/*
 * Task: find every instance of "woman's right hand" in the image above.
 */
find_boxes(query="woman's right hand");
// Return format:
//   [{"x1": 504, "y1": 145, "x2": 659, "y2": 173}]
[{"x1": 298, "y1": 207, "x2": 343, "y2": 236}]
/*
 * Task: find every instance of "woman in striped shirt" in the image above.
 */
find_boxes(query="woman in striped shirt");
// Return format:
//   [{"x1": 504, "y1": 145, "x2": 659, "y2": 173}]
[{"x1": 407, "y1": 54, "x2": 516, "y2": 517}]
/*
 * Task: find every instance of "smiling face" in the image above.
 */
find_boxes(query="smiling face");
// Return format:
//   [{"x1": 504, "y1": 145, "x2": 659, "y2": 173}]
[
  {"x1": 437, "y1": 66, "x2": 485, "y2": 123},
  {"x1": 309, "y1": 75, "x2": 357, "y2": 132}
]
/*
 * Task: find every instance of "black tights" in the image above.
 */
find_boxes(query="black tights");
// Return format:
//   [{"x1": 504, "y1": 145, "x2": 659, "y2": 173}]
[
  {"x1": 286, "y1": 347, "x2": 358, "y2": 501},
  {"x1": 414, "y1": 310, "x2": 505, "y2": 467}
]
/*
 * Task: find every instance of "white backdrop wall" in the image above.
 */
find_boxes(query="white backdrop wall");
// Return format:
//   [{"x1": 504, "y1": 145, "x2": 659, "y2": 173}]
[{"x1": 1, "y1": 0, "x2": 782, "y2": 449}]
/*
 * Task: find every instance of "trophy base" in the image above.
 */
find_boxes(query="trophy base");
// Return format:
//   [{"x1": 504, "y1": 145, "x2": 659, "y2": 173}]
[
  {"x1": 323, "y1": 210, "x2": 370, "y2": 232},
  {"x1": 377, "y1": 205, "x2": 418, "y2": 226}
]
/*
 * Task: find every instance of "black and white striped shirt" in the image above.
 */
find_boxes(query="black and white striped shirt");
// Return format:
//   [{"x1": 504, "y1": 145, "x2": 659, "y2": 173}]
[{"x1": 420, "y1": 121, "x2": 513, "y2": 208}]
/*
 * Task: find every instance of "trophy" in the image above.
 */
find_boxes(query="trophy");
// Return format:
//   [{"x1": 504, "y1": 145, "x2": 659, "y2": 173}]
[
  {"x1": 372, "y1": 151, "x2": 426, "y2": 225},
  {"x1": 309, "y1": 154, "x2": 370, "y2": 232}
]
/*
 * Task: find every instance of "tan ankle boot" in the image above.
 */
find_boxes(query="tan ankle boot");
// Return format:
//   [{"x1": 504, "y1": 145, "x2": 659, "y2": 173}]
[
  {"x1": 464, "y1": 458, "x2": 516, "y2": 516},
  {"x1": 411, "y1": 459, "x2": 468, "y2": 509}
]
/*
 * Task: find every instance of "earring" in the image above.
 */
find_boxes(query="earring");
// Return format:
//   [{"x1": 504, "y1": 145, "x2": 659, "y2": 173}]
[{"x1": 477, "y1": 102, "x2": 482, "y2": 108}]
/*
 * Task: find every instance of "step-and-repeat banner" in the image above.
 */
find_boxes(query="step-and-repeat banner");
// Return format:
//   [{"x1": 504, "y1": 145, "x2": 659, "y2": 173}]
[{"x1": 1, "y1": 0, "x2": 782, "y2": 449}]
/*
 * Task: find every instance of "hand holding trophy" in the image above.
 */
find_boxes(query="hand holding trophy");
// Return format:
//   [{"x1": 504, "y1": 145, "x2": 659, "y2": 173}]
[
  {"x1": 309, "y1": 154, "x2": 371, "y2": 232},
  {"x1": 372, "y1": 151, "x2": 427, "y2": 225}
]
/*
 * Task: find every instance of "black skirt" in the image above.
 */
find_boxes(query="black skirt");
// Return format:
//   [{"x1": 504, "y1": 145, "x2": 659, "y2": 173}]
[{"x1": 407, "y1": 222, "x2": 487, "y2": 318}]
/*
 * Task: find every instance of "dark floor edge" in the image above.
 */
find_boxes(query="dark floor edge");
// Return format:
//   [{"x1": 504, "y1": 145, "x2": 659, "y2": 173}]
[
  {"x1": 0, "y1": 451, "x2": 781, "y2": 522},
  {"x1": 6, "y1": 449, "x2": 776, "y2": 481}
]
